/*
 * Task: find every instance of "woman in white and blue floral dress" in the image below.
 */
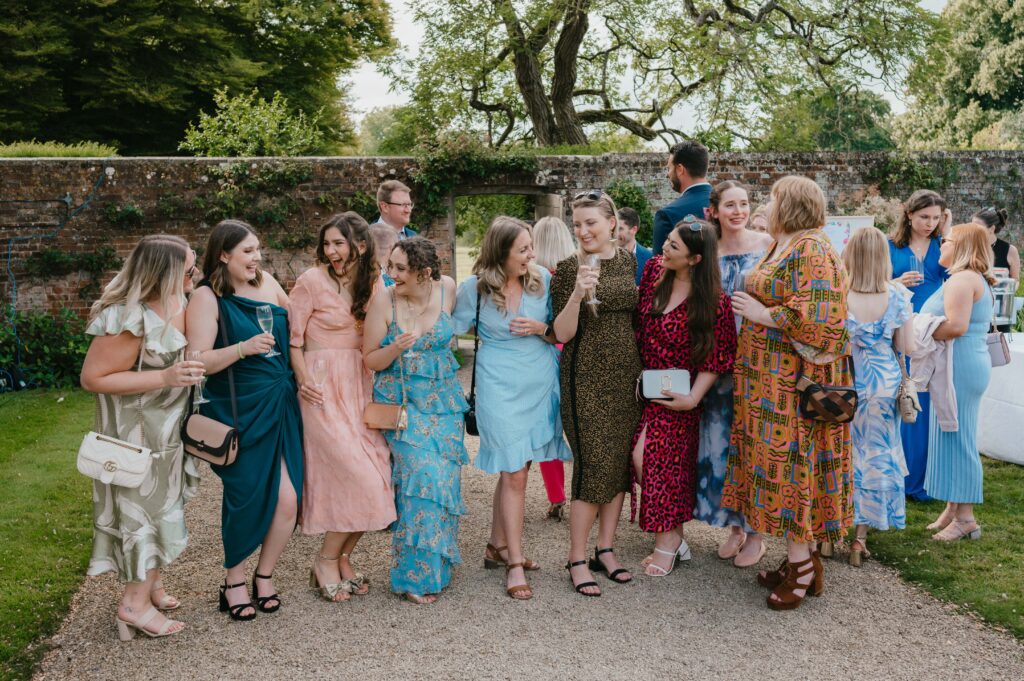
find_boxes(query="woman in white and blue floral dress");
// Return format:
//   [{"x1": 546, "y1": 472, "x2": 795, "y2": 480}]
[{"x1": 843, "y1": 228, "x2": 915, "y2": 566}]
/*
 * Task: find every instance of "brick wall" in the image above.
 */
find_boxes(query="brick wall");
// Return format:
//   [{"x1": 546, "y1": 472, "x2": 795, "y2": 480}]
[{"x1": 2, "y1": 152, "x2": 1022, "y2": 314}]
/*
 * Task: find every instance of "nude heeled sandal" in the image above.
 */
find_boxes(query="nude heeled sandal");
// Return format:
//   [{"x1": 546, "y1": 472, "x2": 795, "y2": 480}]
[{"x1": 116, "y1": 606, "x2": 183, "y2": 641}]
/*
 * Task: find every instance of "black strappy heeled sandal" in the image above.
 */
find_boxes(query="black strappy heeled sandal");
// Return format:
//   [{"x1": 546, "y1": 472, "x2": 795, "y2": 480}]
[
  {"x1": 251, "y1": 572, "x2": 281, "y2": 613},
  {"x1": 565, "y1": 559, "x2": 601, "y2": 597},
  {"x1": 218, "y1": 581, "x2": 256, "y2": 621},
  {"x1": 589, "y1": 547, "x2": 633, "y2": 584}
]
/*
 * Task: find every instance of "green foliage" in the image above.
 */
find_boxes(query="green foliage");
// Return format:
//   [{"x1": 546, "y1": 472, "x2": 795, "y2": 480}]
[
  {"x1": 412, "y1": 133, "x2": 539, "y2": 226},
  {"x1": 357, "y1": 105, "x2": 425, "y2": 155},
  {"x1": 343, "y1": 191, "x2": 381, "y2": 224},
  {"x1": 103, "y1": 202, "x2": 144, "y2": 230},
  {"x1": 752, "y1": 88, "x2": 895, "y2": 152},
  {"x1": 180, "y1": 89, "x2": 328, "y2": 157},
  {"x1": 454, "y1": 195, "x2": 533, "y2": 247},
  {"x1": 606, "y1": 180, "x2": 654, "y2": 247},
  {"x1": 0, "y1": 388, "x2": 94, "y2": 681},
  {"x1": 0, "y1": 140, "x2": 117, "y2": 157},
  {"x1": 23, "y1": 247, "x2": 122, "y2": 279},
  {"x1": 867, "y1": 458, "x2": 1024, "y2": 638},
  {"x1": 265, "y1": 230, "x2": 319, "y2": 250},
  {"x1": 0, "y1": 0, "x2": 392, "y2": 154},
  {"x1": 896, "y1": 0, "x2": 1024, "y2": 150},
  {"x1": 194, "y1": 161, "x2": 313, "y2": 226},
  {"x1": 864, "y1": 153, "x2": 960, "y2": 198},
  {"x1": 0, "y1": 308, "x2": 89, "y2": 388}
]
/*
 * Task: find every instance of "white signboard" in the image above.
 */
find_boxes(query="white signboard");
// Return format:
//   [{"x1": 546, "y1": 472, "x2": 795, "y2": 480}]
[{"x1": 823, "y1": 215, "x2": 875, "y2": 254}]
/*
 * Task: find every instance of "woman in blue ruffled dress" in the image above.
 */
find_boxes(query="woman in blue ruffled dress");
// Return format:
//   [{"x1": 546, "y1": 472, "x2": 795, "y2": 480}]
[
  {"x1": 363, "y1": 237, "x2": 468, "y2": 605},
  {"x1": 844, "y1": 228, "x2": 916, "y2": 566},
  {"x1": 453, "y1": 217, "x2": 571, "y2": 600}
]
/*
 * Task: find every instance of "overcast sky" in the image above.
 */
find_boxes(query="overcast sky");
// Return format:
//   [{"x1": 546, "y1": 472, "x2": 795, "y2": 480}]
[{"x1": 348, "y1": 0, "x2": 949, "y2": 128}]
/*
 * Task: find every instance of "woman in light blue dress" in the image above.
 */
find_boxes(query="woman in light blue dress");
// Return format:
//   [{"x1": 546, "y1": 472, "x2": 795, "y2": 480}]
[
  {"x1": 363, "y1": 237, "x2": 468, "y2": 605},
  {"x1": 696, "y1": 180, "x2": 773, "y2": 568},
  {"x1": 453, "y1": 217, "x2": 571, "y2": 600},
  {"x1": 843, "y1": 228, "x2": 915, "y2": 566},
  {"x1": 921, "y1": 223, "x2": 994, "y2": 542}
]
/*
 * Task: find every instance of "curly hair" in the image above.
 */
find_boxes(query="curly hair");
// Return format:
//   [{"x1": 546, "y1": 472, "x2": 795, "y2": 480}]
[
  {"x1": 393, "y1": 236, "x2": 442, "y2": 281},
  {"x1": 318, "y1": 212, "x2": 378, "y2": 321}
]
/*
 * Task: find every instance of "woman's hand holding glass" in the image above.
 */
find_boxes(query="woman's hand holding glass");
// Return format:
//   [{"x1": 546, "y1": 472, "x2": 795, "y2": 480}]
[
  {"x1": 162, "y1": 359, "x2": 205, "y2": 388},
  {"x1": 185, "y1": 351, "x2": 209, "y2": 404},
  {"x1": 255, "y1": 305, "x2": 281, "y2": 357},
  {"x1": 240, "y1": 332, "x2": 276, "y2": 358},
  {"x1": 573, "y1": 261, "x2": 600, "y2": 304}
]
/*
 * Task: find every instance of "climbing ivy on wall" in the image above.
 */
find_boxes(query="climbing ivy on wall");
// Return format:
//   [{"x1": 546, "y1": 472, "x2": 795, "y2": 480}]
[{"x1": 864, "y1": 153, "x2": 960, "y2": 197}]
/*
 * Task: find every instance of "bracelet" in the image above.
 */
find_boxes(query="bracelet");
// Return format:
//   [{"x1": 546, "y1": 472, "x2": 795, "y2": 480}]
[{"x1": 237, "y1": 341, "x2": 245, "y2": 359}]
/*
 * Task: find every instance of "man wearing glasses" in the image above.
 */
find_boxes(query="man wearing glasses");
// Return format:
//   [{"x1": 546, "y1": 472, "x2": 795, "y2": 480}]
[
  {"x1": 372, "y1": 180, "x2": 418, "y2": 240},
  {"x1": 652, "y1": 140, "x2": 711, "y2": 256}
]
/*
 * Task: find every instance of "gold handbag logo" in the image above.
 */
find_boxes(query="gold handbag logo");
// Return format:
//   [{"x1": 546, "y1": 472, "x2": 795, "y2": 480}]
[{"x1": 103, "y1": 461, "x2": 118, "y2": 472}]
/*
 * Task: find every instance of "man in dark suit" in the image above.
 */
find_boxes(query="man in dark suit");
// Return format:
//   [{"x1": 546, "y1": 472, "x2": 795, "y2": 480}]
[
  {"x1": 652, "y1": 141, "x2": 711, "y2": 255},
  {"x1": 371, "y1": 179, "x2": 418, "y2": 240},
  {"x1": 617, "y1": 207, "x2": 653, "y2": 285}
]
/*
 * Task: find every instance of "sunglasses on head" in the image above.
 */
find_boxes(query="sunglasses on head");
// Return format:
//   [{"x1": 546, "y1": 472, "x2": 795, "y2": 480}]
[
  {"x1": 681, "y1": 214, "x2": 704, "y2": 232},
  {"x1": 573, "y1": 190, "x2": 605, "y2": 201}
]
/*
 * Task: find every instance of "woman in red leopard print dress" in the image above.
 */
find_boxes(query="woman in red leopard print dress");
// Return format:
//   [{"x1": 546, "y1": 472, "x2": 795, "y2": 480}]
[{"x1": 631, "y1": 218, "x2": 737, "y2": 577}]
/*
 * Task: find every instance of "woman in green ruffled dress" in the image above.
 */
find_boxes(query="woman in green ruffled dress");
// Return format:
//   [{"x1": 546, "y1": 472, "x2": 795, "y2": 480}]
[{"x1": 80, "y1": 235, "x2": 205, "y2": 641}]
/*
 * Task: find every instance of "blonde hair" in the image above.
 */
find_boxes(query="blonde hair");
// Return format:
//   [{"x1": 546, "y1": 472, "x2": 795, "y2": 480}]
[
  {"x1": 889, "y1": 190, "x2": 946, "y2": 248},
  {"x1": 843, "y1": 228, "x2": 892, "y2": 293},
  {"x1": 570, "y1": 192, "x2": 618, "y2": 261},
  {"x1": 89, "y1": 234, "x2": 189, "y2": 323},
  {"x1": 769, "y1": 176, "x2": 826, "y2": 238},
  {"x1": 532, "y1": 216, "x2": 575, "y2": 271},
  {"x1": 472, "y1": 216, "x2": 544, "y2": 314},
  {"x1": 946, "y1": 222, "x2": 996, "y2": 285}
]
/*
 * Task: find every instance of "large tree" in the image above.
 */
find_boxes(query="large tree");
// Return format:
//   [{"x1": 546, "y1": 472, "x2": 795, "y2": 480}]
[
  {"x1": 752, "y1": 86, "x2": 894, "y2": 152},
  {"x1": 389, "y1": 0, "x2": 934, "y2": 148},
  {"x1": 895, "y1": 0, "x2": 1024, "y2": 150},
  {"x1": 0, "y1": 0, "x2": 392, "y2": 154}
]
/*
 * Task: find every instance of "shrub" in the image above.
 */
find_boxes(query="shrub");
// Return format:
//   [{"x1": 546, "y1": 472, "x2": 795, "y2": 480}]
[
  {"x1": 179, "y1": 88, "x2": 327, "y2": 157},
  {"x1": 835, "y1": 188, "x2": 904, "y2": 232},
  {"x1": 0, "y1": 308, "x2": 89, "y2": 388},
  {"x1": 606, "y1": 180, "x2": 654, "y2": 246},
  {"x1": 0, "y1": 140, "x2": 118, "y2": 157}
]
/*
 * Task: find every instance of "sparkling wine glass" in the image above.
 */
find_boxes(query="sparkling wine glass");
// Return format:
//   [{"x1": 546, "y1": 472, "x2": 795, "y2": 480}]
[
  {"x1": 256, "y1": 305, "x2": 280, "y2": 357},
  {"x1": 186, "y1": 350, "x2": 209, "y2": 404},
  {"x1": 584, "y1": 253, "x2": 601, "y2": 306},
  {"x1": 311, "y1": 358, "x2": 327, "y2": 410},
  {"x1": 403, "y1": 319, "x2": 420, "y2": 360}
]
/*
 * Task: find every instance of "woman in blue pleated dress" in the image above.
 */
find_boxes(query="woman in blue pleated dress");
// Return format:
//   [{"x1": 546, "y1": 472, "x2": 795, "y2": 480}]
[
  {"x1": 453, "y1": 217, "x2": 571, "y2": 600},
  {"x1": 363, "y1": 237, "x2": 468, "y2": 605},
  {"x1": 888, "y1": 190, "x2": 951, "y2": 501},
  {"x1": 921, "y1": 223, "x2": 994, "y2": 541},
  {"x1": 696, "y1": 181, "x2": 773, "y2": 568},
  {"x1": 843, "y1": 228, "x2": 915, "y2": 567},
  {"x1": 186, "y1": 219, "x2": 304, "y2": 622}
]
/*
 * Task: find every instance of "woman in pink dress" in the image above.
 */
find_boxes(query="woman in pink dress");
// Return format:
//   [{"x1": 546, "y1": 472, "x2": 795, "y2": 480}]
[
  {"x1": 289, "y1": 212, "x2": 397, "y2": 602},
  {"x1": 631, "y1": 217, "x2": 737, "y2": 577}
]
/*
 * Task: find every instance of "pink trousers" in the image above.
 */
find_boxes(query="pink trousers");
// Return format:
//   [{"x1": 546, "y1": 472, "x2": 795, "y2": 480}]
[{"x1": 538, "y1": 460, "x2": 566, "y2": 505}]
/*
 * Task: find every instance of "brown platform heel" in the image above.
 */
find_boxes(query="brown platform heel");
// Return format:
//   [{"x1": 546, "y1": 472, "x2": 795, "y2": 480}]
[
  {"x1": 767, "y1": 554, "x2": 824, "y2": 611},
  {"x1": 756, "y1": 557, "x2": 789, "y2": 589}
]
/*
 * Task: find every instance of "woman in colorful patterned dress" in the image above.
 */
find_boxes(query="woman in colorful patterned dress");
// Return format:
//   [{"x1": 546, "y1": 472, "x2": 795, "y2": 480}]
[
  {"x1": 80, "y1": 235, "x2": 204, "y2": 640},
  {"x1": 843, "y1": 228, "x2": 915, "y2": 567},
  {"x1": 723, "y1": 176, "x2": 853, "y2": 610},
  {"x1": 289, "y1": 213, "x2": 396, "y2": 602},
  {"x1": 551, "y1": 191, "x2": 643, "y2": 597},
  {"x1": 887, "y1": 190, "x2": 950, "y2": 502},
  {"x1": 187, "y1": 220, "x2": 305, "y2": 622},
  {"x1": 697, "y1": 180, "x2": 772, "y2": 568},
  {"x1": 363, "y1": 237, "x2": 468, "y2": 605},
  {"x1": 631, "y1": 218, "x2": 737, "y2": 577}
]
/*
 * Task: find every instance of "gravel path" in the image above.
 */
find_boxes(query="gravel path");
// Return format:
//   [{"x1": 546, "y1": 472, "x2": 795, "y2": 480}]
[{"x1": 36, "y1": 358, "x2": 1024, "y2": 681}]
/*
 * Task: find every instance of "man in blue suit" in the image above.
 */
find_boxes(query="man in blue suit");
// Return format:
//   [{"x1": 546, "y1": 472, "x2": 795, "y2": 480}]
[
  {"x1": 371, "y1": 179, "x2": 418, "y2": 240},
  {"x1": 652, "y1": 141, "x2": 711, "y2": 255},
  {"x1": 617, "y1": 206, "x2": 652, "y2": 285}
]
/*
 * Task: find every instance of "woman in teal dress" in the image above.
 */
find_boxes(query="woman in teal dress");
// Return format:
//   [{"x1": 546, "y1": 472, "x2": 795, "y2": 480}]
[
  {"x1": 921, "y1": 223, "x2": 994, "y2": 541},
  {"x1": 186, "y1": 220, "x2": 304, "y2": 621},
  {"x1": 363, "y1": 237, "x2": 468, "y2": 605}
]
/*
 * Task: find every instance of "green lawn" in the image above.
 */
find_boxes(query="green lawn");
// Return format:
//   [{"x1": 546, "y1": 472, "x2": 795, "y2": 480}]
[
  {"x1": 0, "y1": 389, "x2": 94, "y2": 681},
  {"x1": 864, "y1": 457, "x2": 1024, "y2": 638}
]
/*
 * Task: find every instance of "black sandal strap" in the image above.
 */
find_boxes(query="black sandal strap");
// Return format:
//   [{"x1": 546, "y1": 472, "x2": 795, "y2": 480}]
[
  {"x1": 595, "y1": 547, "x2": 615, "y2": 556},
  {"x1": 566, "y1": 559, "x2": 588, "y2": 568},
  {"x1": 608, "y1": 568, "x2": 632, "y2": 582},
  {"x1": 254, "y1": 572, "x2": 273, "y2": 580},
  {"x1": 223, "y1": 580, "x2": 248, "y2": 590},
  {"x1": 573, "y1": 581, "x2": 599, "y2": 593}
]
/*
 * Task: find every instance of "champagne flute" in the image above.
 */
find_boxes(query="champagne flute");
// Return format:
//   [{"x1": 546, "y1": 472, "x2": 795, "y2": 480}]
[
  {"x1": 185, "y1": 350, "x2": 209, "y2": 404},
  {"x1": 256, "y1": 305, "x2": 280, "y2": 357},
  {"x1": 403, "y1": 318, "x2": 419, "y2": 360},
  {"x1": 584, "y1": 253, "x2": 601, "y2": 306},
  {"x1": 311, "y1": 358, "x2": 328, "y2": 410}
]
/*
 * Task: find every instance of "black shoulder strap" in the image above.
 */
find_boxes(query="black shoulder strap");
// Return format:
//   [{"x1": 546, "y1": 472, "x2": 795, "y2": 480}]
[
  {"x1": 468, "y1": 289, "x2": 481, "y2": 404},
  {"x1": 216, "y1": 295, "x2": 239, "y2": 428}
]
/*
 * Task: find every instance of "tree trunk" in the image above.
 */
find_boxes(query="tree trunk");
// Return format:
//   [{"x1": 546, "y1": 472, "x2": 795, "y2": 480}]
[
  {"x1": 549, "y1": 1, "x2": 589, "y2": 145},
  {"x1": 494, "y1": 0, "x2": 558, "y2": 145}
]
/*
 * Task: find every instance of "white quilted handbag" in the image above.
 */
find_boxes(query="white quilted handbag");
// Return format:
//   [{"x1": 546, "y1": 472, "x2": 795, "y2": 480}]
[{"x1": 77, "y1": 431, "x2": 154, "y2": 487}]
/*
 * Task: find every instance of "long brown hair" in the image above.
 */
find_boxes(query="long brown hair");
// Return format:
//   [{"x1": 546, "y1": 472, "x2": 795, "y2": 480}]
[
  {"x1": 889, "y1": 190, "x2": 946, "y2": 248},
  {"x1": 318, "y1": 212, "x2": 378, "y2": 321},
  {"x1": 202, "y1": 219, "x2": 263, "y2": 297},
  {"x1": 472, "y1": 216, "x2": 544, "y2": 314},
  {"x1": 651, "y1": 218, "x2": 722, "y2": 366}
]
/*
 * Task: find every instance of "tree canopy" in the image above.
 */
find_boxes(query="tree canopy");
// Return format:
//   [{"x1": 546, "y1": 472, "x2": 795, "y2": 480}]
[
  {"x1": 387, "y1": 0, "x2": 935, "y2": 148},
  {"x1": 895, "y1": 0, "x2": 1024, "y2": 150},
  {"x1": 752, "y1": 87, "x2": 894, "y2": 152},
  {"x1": 0, "y1": 0, "x2": 393, "y2": 154}
]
